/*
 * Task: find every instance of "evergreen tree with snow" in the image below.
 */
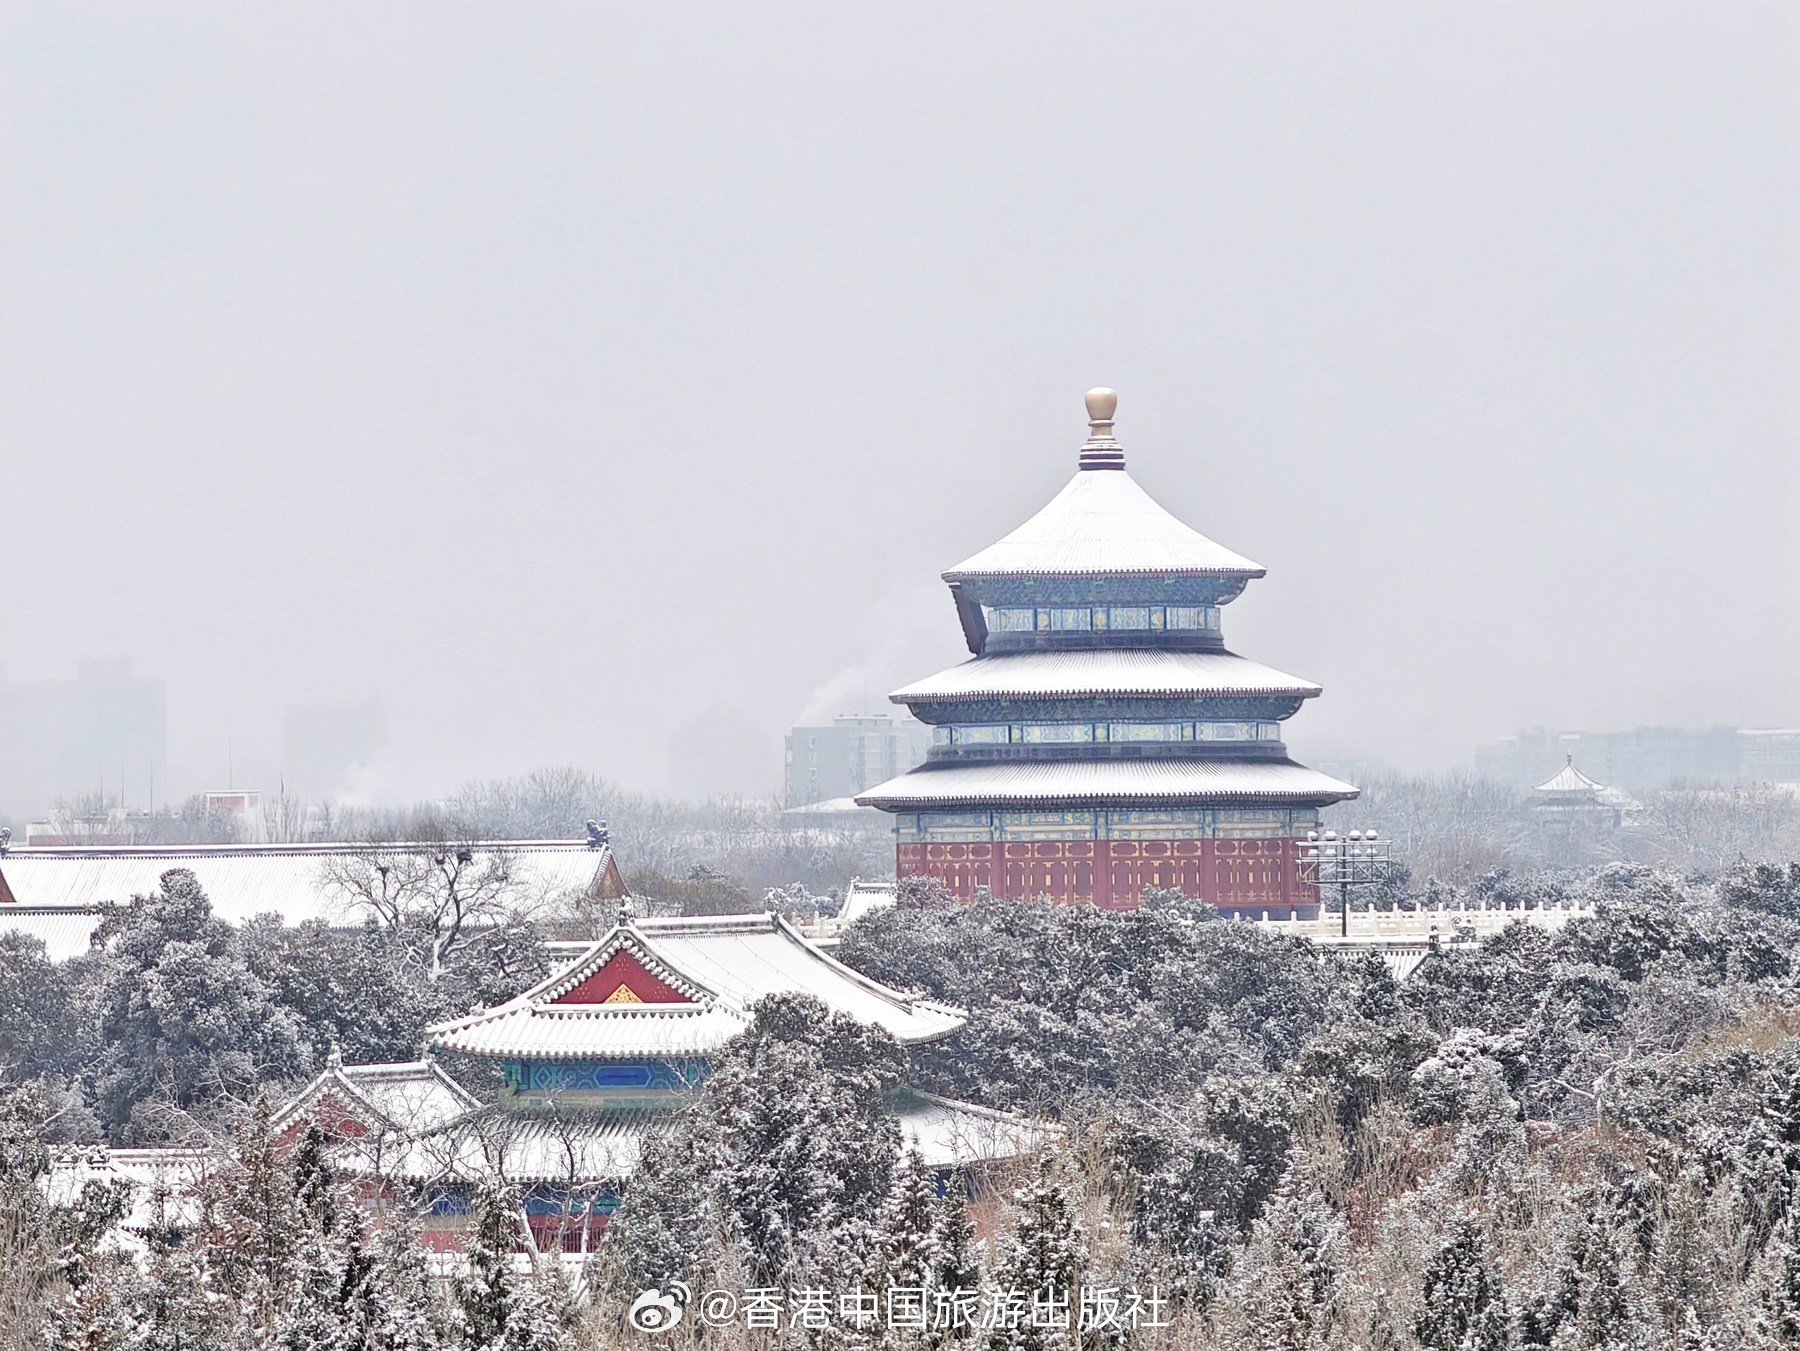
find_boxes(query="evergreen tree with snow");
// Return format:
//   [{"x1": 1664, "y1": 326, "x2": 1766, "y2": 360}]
[
  {"x1": 929, "y1": 1175, "x2": 985, "y2": 1351},
  {"x1": 870, "y1": 1148, "x2": 941, "y2": 1295},
  {"x1": 451, "y1": 1181, "x2": 567, "y2": 1351},
  {"x1": 988, "y1": 1156, "x2": 1088, "y2": 1351},
  {"x1": 137, "y1": 1183, "x2": 234, "y2": 1351},
  {"x1": 1758, "y1": 1195, "x2": 1800, "y2": 1344},
  {"x1": 1226, "y1": 1166, "x2": 1346, "y2": 1351},
  {"x1": 452, "y1": 1182, "x2": 520, "y2": 1351},
  {"x1": 41, "y1": 1255, "x2": 141, "y2": 1351},
  {"x1": 612, "y1": 993, "x2": 904, "y2": 1294},
  {"x1": 89, "y1": 870, "x2": 305, "y2": 1139},
  {"x1": 933, "y1": 1173, "x2": 985, "y2": 1301},
  {"x1": 1415, "y1": 1217, "x2": 1510, "y2": 1351},
  {"x1": 365, "y1": 1199, "x2": 449, "y2": 1351},
  {"x1": 603, "y1": 1106, "x2": 730, "y2": 1295},
  {"x1": 204, "y1": 1100, "x2": 307, "y2": 1333}
]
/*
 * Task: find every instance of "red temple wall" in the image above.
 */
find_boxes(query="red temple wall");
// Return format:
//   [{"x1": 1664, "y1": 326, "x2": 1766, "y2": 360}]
[{"x1": 896, "y1": 838, "x2": 1318, "y2": 916}]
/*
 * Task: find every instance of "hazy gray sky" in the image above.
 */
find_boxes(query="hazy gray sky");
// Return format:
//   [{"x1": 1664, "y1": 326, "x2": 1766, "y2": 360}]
[{"x1": 4, "y1": 2, "x2": 1795, "y2": 803}]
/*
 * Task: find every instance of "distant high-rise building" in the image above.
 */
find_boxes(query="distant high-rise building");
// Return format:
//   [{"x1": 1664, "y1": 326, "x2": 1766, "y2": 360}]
[
  {"x1": 1738, "y1": 729, "x2": 1800, "y2": 786},
  {"x1": 784, "y1": 713, "x2": 931, "y2": 808},
  {"x1": 1478, "y1": 725, "x2": 1800, "y2": 793},
  {"x1": 0, "y1": 658, "x2": 166, "y2": 821}
]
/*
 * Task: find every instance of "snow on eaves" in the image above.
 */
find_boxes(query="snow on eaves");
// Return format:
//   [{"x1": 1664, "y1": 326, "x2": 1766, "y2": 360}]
[
  {"x1": 889, "y1": 648, "x2": 1321, "y2": 705},
  {"x1": 857, "y1": 757, "x2": 1360, "y2": 810}
]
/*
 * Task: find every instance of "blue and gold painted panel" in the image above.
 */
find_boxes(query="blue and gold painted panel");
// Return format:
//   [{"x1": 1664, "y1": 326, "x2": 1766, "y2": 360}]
[{"x1": 502, "y1": 1058, "x2": 710, "y2": 1097}]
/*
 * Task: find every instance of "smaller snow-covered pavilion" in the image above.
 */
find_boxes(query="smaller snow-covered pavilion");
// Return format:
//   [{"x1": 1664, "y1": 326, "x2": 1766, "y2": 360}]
[
  {"x1": 425, "y1": 912, "x2": 965, "y2": 1107},
  {"x1": 1529, "y1": 757, "x2": 1639, "y2": 863},
  {"x1": 270, "y1": 912, "x2": 1036, "y2": 1254},
  {"x1": 1531, "y1": 757, "x2": 1639, "y2": 822}
]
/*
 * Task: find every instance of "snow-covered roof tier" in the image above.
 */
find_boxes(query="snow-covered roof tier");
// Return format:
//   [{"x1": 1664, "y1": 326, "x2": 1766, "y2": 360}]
[
  {"x1": 1533, "y1": 759, "x2": 1607, "y2": 796},
  {"x1": 273, "y1": 1060, "x2": 480, "y2": 1138},
  {"x1": 839, "y1": 878, "x2": 899, "y2": 926},
  {"x1": 858, "y1": 757, "x2": 1359, "y2": 809},
  {"x1": 890, "y1": 648, "x2": 1320, "y2": 706},
  {"x1": 425, "y1": 913, "x2": 965, "y2": 1061},
  {"x1": 942, "y1": 417, "x2": 1265, "y2": 581},
  {"x1": 0, "y1": 839, "x2": 623, "y2": 928},
  {"x1": 46, "y1": 1149, "x2": 212, "y2": 1240},
  {"x1": 0, "y1": 906, "x2": 105, "y2": 962},
  {"x1": 321, "y1": 1090, "x2": 1039, "y2": 1183},
  {"x1": 891, "y1": 1089, "x2": 1049, "y2": 1169}
]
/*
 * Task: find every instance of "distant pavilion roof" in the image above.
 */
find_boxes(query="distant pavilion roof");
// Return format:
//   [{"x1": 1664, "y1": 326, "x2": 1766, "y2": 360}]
[
  {"x1": 889, "y1": 648, "x2": 1321, "y2": 706},
  {"x1": 424, "y1": 913, "x2": 965, "y2": 1061},
  {"x1": 1534, "y1": 759, "x2": 1607, "y2": 796},
  {"x1": 1532, "y1": 758, "x2": 1640, "y2": 811},
  {"x1": 857, "y1": 757, "x2": 1358, "y2": 810}
]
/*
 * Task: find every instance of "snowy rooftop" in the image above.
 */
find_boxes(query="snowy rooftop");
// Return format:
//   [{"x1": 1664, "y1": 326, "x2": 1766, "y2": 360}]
[
  {"x1": 942, "y1": 392, "x2": 1264, "y2": 581},
  {"x1": 857, "y1": 757, "x2": 1359, "y2": 809},
  {"x1": 0, "y1": 906, "x2": 106, "y2": 962},
  {"x1": 45, "y1": 1149, "x2": 213, "y2": 1239},
  {"x1": 1533, "y1": 759, "x2": 1608, "y2": 796},
  {"x1": 839, "y1": 877, "x2": 899, "y2": 926},
  {"x1": 0, "y1": 839, "x2": 621, "y2": 930},
  {"x1": 289, "y1": 1087, "x2": 1039, "y2": 1184},
  {"x1": 889, "y1": 648, "x2": 1321, "y2": 705},
  {"x1": 943, "y1": 467, "x2": 1266, "y2": 581},
  {"x1": 272, "y1": 1059, "x2": 480, "y2": 1138},
  {"x1": 424, "y1": 913, "x2": 965, "y2": 1061}
]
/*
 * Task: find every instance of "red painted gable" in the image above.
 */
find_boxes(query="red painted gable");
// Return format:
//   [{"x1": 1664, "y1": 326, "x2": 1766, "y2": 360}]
[
  {"x1": 553, "y1": 948, "x2": 691, "y2": 1005},
  {"x1": 277, "y1": 1090, "x2": 372, "y2": 1145}
]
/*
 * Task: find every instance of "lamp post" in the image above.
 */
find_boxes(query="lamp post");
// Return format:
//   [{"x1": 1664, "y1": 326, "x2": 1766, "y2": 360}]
[{"x1": 1298, "y1": 828, "x2": 1396, "y2": 937}]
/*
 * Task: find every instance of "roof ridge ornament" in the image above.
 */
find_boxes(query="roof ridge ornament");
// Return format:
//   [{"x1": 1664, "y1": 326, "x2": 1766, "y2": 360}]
[{"x1": 1079, "y1": 387, "x2": 1125, "y2": 470}]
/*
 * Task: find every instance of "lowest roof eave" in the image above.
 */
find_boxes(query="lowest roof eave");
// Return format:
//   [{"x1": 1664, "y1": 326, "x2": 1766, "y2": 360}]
[
  {"x1": 941, "y1": 562, "x2": 1268, "y2": 583},
  {"x1": 854, "y1": 757, "x2": 1362, "y2": 810},
  {"x1": 857, "y1": 786, "x2": 1361, "y2": 810}
]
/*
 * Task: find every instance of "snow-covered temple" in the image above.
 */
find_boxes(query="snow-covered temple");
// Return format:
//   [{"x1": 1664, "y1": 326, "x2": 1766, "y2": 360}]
[
  {"x1": 274, "y1": 912, "x2": 1032, "y2": 1254},
  {"x1": 858, "y1": 388, "x2": 1358, "y2": 914}
]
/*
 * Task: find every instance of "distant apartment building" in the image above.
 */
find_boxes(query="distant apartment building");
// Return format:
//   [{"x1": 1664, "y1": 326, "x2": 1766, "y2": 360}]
[
  {"x1": 0, "y1": 659, "x2": 166, "y2": 822},
  {"x1": 1478, "y1": 725, "x2": 1800, "y2": 793},
  {"x1": 784, "y1": 714, "x2": 931, "y2": 808}
]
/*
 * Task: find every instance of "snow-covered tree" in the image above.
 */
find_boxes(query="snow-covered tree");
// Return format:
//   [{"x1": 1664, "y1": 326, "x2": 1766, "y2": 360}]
[
  {"x1": 871, "y1": 1148, "x2": 941, "y2": 1289},
  {"x1": 988, "y1": 1156, "x2": 1089, "y2": 1351},
  {"x1": 451, "y1": 1181, "x2": 569, "y2": 1351},
  {"x1": 603, "y1": 1114, "x2": 725, "y2": 1295},
  {"x1": 89, "y1": 870, "x2": 305, "y2": 1138},
  {"x1": 932, "y1": 1174, "x2": 984, "y2": 1320},
  {"x1": 1415, "y1": 1217, "x2": 1510, "y2": 1351},
  {"x1": 709, "y1": 994, "x2": 903, "y2": 1285},
  {"x1": 1226, "y1": 1167, "x2": 1347, "y2": 1351}
]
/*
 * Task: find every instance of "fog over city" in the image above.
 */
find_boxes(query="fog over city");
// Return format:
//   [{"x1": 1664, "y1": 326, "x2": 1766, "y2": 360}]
[{"x1": 4, "y1": 2, "x2": 1794, "y2": 811}]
